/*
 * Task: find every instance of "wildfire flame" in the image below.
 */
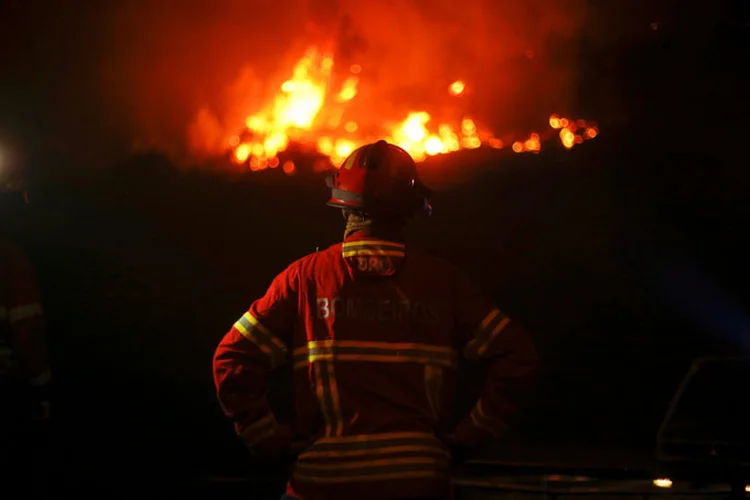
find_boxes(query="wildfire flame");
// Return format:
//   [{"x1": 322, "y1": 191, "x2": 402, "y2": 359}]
[{"x1": 217, "y1": 47, "x2": 598, "y2": 174}]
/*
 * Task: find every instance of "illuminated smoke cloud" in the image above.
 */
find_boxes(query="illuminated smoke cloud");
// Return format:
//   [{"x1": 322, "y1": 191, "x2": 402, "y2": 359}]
[{"x1": 94, "y1": 0, "x2": 588, "y2": 165}]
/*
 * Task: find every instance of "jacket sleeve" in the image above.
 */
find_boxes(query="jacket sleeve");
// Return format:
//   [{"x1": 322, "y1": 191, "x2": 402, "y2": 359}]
[
  {"x1": 212, "y1": 264, "x2": 298, "y2": 452},
  {"x1": 452, "y1": 270, "x2": 537, "y2": 444},
  {"x1": 4, "y1": 245, "x2": 51, "y2": 388}
]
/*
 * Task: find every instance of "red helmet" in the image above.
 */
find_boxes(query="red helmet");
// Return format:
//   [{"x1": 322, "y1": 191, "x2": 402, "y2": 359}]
[{"x1": 326, "y1": 140, "x2": 432, "y2": 217}]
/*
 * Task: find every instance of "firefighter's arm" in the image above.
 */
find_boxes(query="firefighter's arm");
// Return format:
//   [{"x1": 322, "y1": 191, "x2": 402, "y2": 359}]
[
  {"x1": 5, "y1": 246, "x2": 52, "y2": 419},
  {"x1": 212, "y1": 264, "x2": 298, "y2": 456},
  {"x1": 450, "y1": 272, "x2": 537, "y2": 445}
]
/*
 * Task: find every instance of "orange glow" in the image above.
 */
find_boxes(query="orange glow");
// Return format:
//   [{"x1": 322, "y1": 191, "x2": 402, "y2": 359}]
[
  {"x1": 425, "y1": 136, "x2": 444, "y2": 156},
  {"x1": 449, "y1": 80, "x2": 465, "y2": 96},
  {"x1": 338, "y1": 76, "x2": 359, "y2": 102},
  {"x1": 211, "y1": 46, "x2": 599, "y2": 170},
  {"x1": 560, "y1": 128, "x2": 575, "y2": 149},
  {"x1": 234, "y1": 144, "x2": 250, "y2": 163},
  {"x1": 334, "y1": 140, "x2": 356, "y2": 162},
  {"x1": 282, "y1": 160, "x2": 296, "y2": 175}
]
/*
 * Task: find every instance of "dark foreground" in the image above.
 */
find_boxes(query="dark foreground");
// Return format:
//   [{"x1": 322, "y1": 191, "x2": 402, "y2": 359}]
[{"x1": 4, "y1": 127, "x2": 749, "y2": 498}]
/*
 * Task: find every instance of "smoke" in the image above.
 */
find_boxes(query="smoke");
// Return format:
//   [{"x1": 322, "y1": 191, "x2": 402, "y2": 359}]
[{"x1": 3, "y1": 0, "x2": 587, "y2": 167}]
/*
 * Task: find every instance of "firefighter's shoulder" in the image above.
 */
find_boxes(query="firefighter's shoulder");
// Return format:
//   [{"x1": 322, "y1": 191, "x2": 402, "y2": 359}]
[{"x1": 280, "y1": 243, "x2": 344, "y2": 276}]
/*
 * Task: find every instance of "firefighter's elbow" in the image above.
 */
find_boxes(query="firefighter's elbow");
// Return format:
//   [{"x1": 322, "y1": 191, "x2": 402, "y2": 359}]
[{"x1": 212, "y1": 337, "x2": 232, "y2": 385}]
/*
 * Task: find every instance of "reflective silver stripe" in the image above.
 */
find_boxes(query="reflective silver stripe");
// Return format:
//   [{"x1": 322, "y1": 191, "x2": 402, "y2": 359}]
[
  {"x1": 0, "y1": 307, "x2": 7, "y2": 321},
  {"x1": 232, "y1": 312, "x2": 287, "y2": 368},
  {"x1": 294, "y1": 431, "x2": 450, "y2": 484},
  {"x1": 30, "y1": 368, "x2": 52, "y2": 386},
  {"x1": 330, "y1": 188, "x2": 363, "y2": 204},
  {"x1": 293, "y1": 340, "x2": 456, "y2": 370},
  {"x1": 8, "y1": 303, "x2": 44, "y2": 323}
]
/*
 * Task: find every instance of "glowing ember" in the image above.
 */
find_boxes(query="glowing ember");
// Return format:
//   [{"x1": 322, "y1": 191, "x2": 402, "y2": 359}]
[
  {"x1": 549, "y1": 114, "x2": 598, "y2": 150},
  {"x1": 216, "y1": 47, "x2": 599, "y2": 172},
  {"x1": 653, "y1": 478, "x2": 673, "y2": 488},
  {"x1": 449, "y1": 80, "x2": 466, "y2": 96}
]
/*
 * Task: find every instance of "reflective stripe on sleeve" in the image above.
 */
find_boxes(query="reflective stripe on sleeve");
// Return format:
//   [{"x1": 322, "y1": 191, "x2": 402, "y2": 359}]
[
  {"x1": 233, "y1": 312, "x2": 287, "y2": 368},
  {"x1": 463, "y1": 308, "x2": 511, "y2": 360}
]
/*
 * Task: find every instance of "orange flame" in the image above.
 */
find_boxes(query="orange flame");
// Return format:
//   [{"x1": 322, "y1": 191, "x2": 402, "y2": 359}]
[
  {"x1": 215, "y1": 47, "x2": 598, "y2": 173},
  {"x1": 549, "y1": 113, "x2": 599, "y2": 150}
]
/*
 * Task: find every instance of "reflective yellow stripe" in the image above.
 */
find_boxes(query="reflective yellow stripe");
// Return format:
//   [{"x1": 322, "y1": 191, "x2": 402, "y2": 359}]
[
  {"x1": 293, "y1": 340, "x2": 456, "y2": 369},
  {"x1": 463, "y1": 308, "x2": 511, "y2": 360},
  {"x1": 233, "y1": 312, "x2": 287, "y2": 367},
  {"x1": 298, "y1": 432, "x2": 448, "y2": 460},
  {"x1": 298, "y1": 456, "x2": 446, "y2": 471},
  {"x1": 239, "y1": 412, "x2": 278, "y2": 446},
  {"x1": 294, "y1": 470, "x2": 443, "y2": 483},
  {"x1": 342, "y1": 249, "x2": 404, "y2": 258},
  {"x1": 300, "y1": 444, "x2": 447, "y2": 459},
  {"x1": 424, "y1": 365, "x2": 443, "y2": 422},
  {"x1": 8, "y1": 303, "x2": 43, "y2": 323},
  {"x1": 342, "y1": 240, "x2": 406, "y2": 258},
  {"x1": 342, "y1": 240, "x2": 405, "y2": 249},
  {"x1": 315, "y1": 431, "x2": 438, "y2": 444},
  {"x1": 295, "y1": 458, "x2": 448, "y2": 483},
  {"x1": 314, "y1": 361, "x2": 343, "y2": 437},
  {"x1": 294, "y1": 431, "x2": 450, "y2": 484},
  {"x1": 469, "y1": 399, "x2": 507, "y2": 436}
]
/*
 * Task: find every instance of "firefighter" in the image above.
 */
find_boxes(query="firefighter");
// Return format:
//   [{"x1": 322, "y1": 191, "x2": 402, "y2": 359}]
[
  {"x1": 213, "y1": 140, "x2": 537, "y2": 500},
  {"x1": 1, "y1": 166, "x2": 52, "y2": 480}
]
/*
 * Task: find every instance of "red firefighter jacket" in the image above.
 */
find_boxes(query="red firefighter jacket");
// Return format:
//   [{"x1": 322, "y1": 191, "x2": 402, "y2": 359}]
[
  {"x1": 0, "y1": 240, "x2": 51, "y2": 387},
  {"x1": 213, "y1": 231, "x2": 537, "y2": 500}
]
